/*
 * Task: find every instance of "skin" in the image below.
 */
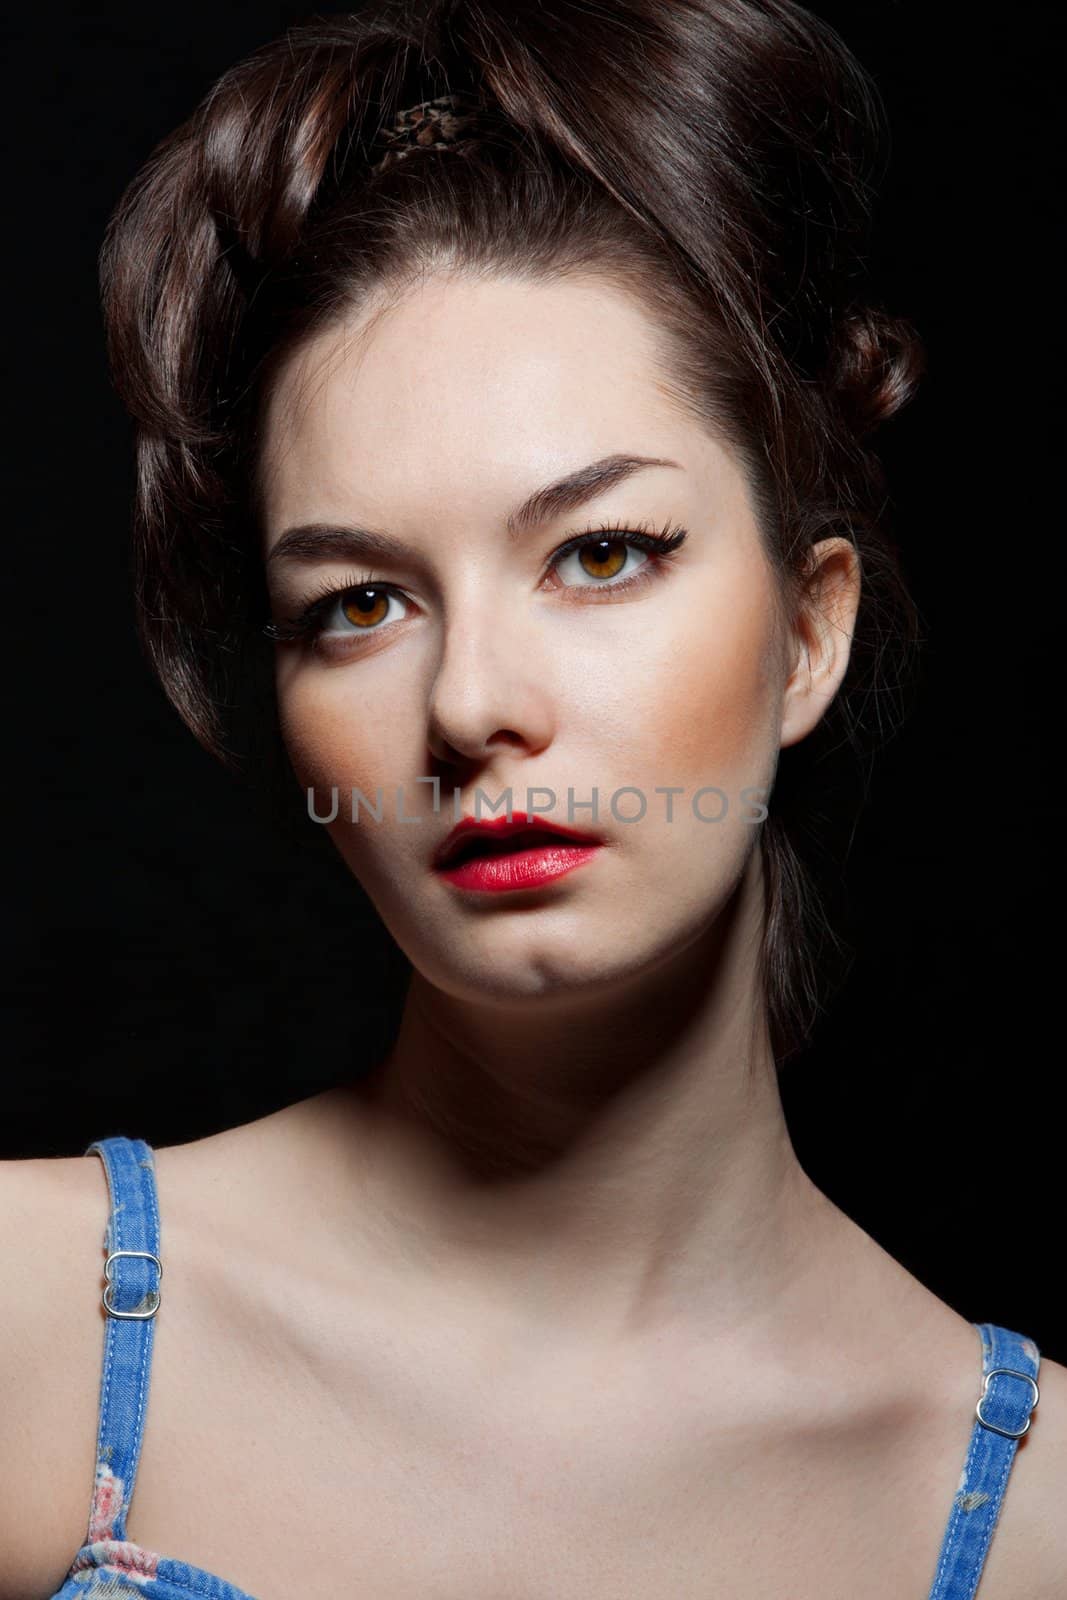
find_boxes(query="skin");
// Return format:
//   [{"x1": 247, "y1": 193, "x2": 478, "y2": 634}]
[
  {"x1": 155, "y1": 269, "x2": 1061, "y2": 1600},
  {"x1": 5, "y1": 267, "x2": 1066, "y2": 1600},
  {"x1": 258, "y1": 266, "x2": 863, "y2": 1345}
]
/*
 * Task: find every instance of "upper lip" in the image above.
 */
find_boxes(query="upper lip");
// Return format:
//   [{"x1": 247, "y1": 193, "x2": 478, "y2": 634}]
[{"x1": 433, "y1": 810, "x2": 604, "y2": 870}]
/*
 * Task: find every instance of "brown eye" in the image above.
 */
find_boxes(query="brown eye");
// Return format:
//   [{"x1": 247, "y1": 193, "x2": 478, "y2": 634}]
[
  {"x1": 578, "y1": 539, "x2": 628, "y2": 580},
  {"x1": 555, "y1": 535, "x2": 651, "y2": 589},
  {"x1": 340, "y1": 588, "x2": 391, "y2": 628}
]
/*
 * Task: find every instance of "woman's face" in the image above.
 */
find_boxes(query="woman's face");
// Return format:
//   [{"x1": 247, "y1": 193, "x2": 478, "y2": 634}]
[{"x1": 260, "y1": 270, "x2": 847, "y2": 1003}]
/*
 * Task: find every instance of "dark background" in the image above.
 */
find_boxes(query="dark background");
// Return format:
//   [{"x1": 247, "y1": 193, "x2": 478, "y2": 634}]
[{"x1": 4, "y1": 4, "x2": 1064, "y2": 1359}]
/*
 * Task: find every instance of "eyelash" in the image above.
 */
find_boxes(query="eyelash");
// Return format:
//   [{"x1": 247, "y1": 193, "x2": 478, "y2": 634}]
[{"x1": 263, "y1": 518, "x2": 689, "y2": 651}]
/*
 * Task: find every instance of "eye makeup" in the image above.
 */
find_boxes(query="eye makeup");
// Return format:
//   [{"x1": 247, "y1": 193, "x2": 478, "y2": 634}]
[{"x1": 264, "y1": 518, "x2": 688, "y2": 657}]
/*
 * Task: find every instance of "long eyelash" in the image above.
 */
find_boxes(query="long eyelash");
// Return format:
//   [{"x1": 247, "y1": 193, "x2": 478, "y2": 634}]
[
  {"x1": 262, "y1": 569, "x2": 391, "y2": 643},
  {"x1": 548, "y1": 517, "x2": 688, "y2": 574},
  {"x1": 263, "y1": 520, "x2": 689, "y2": 646}
]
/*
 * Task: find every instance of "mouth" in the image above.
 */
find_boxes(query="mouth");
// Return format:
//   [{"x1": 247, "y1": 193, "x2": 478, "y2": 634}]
[
  {"x1": 435, "y1": 828, "x2": 584, "y2": 870},
  {"x1": 431, "y1": 812, "x2": 601, "y2": 876}
]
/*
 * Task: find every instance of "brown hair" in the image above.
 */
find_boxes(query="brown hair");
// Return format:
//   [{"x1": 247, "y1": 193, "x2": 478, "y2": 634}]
[{"x1": 100, "y1": 0, "x2": 924, "y2": 1065}]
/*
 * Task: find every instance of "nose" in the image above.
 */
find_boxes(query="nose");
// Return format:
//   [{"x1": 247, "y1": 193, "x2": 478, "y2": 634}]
[{"x1": 425, "y1": 597, "x2": 556, "y2": 768}]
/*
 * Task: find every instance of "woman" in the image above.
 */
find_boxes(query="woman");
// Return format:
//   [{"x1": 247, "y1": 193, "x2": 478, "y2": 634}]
[{"x1": 2, "y1": 1, "x2": 1063, "y2": 1596}]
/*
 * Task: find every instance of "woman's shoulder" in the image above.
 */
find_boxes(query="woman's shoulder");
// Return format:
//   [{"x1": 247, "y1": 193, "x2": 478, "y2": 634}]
[
  {"x1": 0, "y1": 1150, "x2": 114, "y2": 1600},
  {"x1": 0, "y1": 1147, "x2": 108, "y2": 1343},
  {"x1": 981, "y1": 1348, "x2": 1067, "y2": 1598},
  {"x1": 830, "y1": 1218, "x2": 1067, "y2": 1596},
  {"x1": 0, "y1": 1132, "x2": 269, "y2": 1600},
  {"x1": 899, "y1": 1297, "x2": 1067, "y2": 1599},
  {"x1": 3, "y1": 1139, "x2": 1064, "y2": 1597}
]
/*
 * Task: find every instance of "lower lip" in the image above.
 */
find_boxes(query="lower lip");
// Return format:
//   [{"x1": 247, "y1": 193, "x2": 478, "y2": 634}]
[{"x1": 436, "y1": 842, "x2": 602, "y2": 893}]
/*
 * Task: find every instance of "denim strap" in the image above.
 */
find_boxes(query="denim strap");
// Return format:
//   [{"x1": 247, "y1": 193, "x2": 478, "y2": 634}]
[
  {"x1": 79, "y1": 1143, "x2": 1041, "y2": 1598},
  {"x1": 84, "y1": 1134, "x2": 163, "y2": 1546},
  {"x1": 926, "y1": 1321, "x2": 1041, "y2": 1600}
]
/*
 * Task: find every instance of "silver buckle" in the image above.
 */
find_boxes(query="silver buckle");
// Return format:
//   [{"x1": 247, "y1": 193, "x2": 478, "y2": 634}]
[
  {"x1": 102, "y1": 1249, "x2": 163, "y2": 1320},
  {"x1": 975, "y1": 1366, "x2": 1040, "y2": 1439}
]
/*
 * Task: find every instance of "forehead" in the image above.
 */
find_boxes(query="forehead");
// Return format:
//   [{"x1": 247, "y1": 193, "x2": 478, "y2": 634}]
[{"x1": 258, "y1": 271, "x2": 709, "y2": 539}]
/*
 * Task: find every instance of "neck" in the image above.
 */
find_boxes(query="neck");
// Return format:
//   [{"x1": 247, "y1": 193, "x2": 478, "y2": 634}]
[{"x1": 322, "y1": 852, "x2": 837, "y2": 1348}]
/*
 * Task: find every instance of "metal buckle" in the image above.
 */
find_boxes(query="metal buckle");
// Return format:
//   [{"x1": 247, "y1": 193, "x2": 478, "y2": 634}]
[
  {"x1": 975, "y1": 1366, "x2": 1040, "y2": 1439},
  {"x1": 102, "y1": 1249, "x2": 163, "y2": 1320}
]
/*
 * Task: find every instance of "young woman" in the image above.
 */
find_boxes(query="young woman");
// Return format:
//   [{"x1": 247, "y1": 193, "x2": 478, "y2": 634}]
[{"x1": 3, "y1": 2, "x2": 1063, "y2": 1597}]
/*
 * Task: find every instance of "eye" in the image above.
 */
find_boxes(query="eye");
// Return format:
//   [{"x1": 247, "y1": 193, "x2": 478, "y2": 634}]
[
  {"x1": 264, "y1": 578, "x2": 411, "y2": 650},
  {"x1": 264, "y1": 521, "x2": 688, "y2": 654},
  {"x1": 545, "y1": 521, "x2": 688, "y2": 594},
  {"x1": 553, "y1": 534, "x2": 651, "y2": 588},
  {"x1": 322, "y1": 585, "x2": 409, "y2": 633}
]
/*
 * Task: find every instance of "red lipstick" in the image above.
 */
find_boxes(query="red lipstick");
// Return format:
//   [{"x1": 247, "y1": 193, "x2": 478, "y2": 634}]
[{"x1": 433, "y1": 810, "x2": 604, "y2": 893}]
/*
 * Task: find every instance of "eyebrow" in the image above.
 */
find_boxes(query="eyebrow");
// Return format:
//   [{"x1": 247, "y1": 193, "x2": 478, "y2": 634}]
[{"x1": 266, "y1": 453, "x2": 682, "y2": 569}]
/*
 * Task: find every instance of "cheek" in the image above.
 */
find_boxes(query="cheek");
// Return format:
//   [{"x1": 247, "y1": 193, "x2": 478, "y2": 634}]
[
  {"x1": 639, "y1": 574, "x2": 783, "y2": 788},
  {"x1": 277, "y1": 684, "x2": 347, "y2": 793},
  {"x1": 276, "y1": 682, "x2": 413, "y2": 887},
  {"x1": 275, "y1": 668, "x2": 409, "y2": 795}
]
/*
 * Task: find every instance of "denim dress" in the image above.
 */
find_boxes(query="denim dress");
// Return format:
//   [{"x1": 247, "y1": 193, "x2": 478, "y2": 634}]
[{"x1": 47, "y1": 1136, "x2": 1042, "y2": 1600}]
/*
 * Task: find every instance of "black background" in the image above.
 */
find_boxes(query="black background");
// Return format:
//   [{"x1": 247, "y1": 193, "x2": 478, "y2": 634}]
[{"x1": 4, "y1": 4, "x2": 1064, "y2": 1359}]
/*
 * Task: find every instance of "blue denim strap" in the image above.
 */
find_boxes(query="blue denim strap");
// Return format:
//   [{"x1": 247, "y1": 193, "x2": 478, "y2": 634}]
[
  {"x1": 926, "y1": 1321, "x2": 1041, "y2": 1600},
  {"x1": 84, "y1": 1134, "x2": 163, "y2": 1546}
]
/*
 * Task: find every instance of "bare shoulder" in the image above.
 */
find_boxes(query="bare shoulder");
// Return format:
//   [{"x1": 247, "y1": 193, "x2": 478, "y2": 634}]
[
  {"x1": 0, "y1": 1152, "x2": 112, "y2": 1600},
  {"x1": 0, "y1": 1114, "x2": 292, "y2": 1600},
  {"x1": 981, "y1": 1351, "x2": 1067, "y2": 1599}
]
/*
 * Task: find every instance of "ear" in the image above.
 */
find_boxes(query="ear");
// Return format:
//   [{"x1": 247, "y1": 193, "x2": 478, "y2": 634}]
[{"x1": 778, "y1": 537, "x2": 862, "y2": 750}]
